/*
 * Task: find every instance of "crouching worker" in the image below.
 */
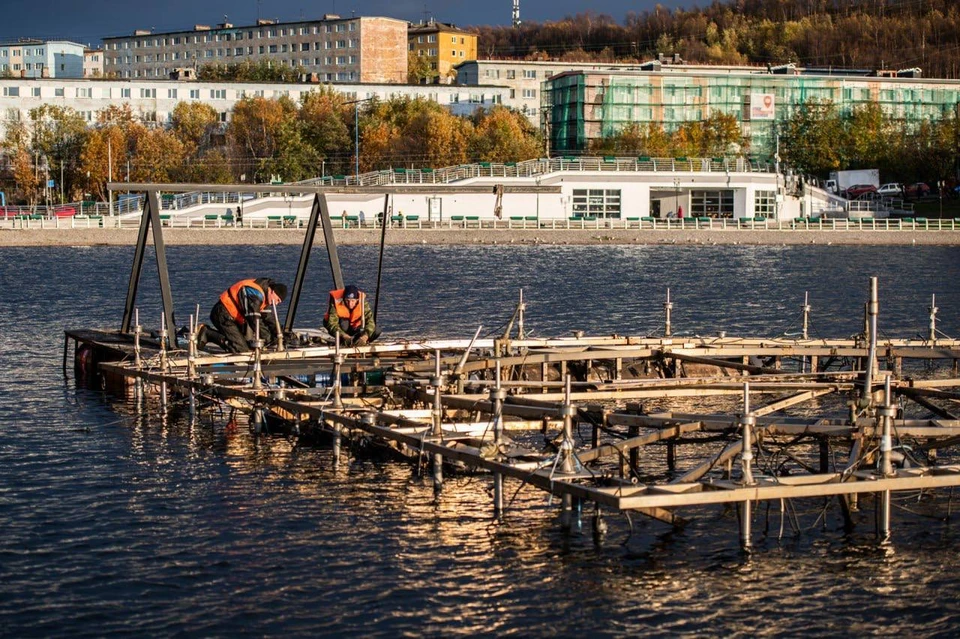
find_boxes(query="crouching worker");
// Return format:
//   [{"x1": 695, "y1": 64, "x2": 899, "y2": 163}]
[
  {"x1": 324, "y1": 284, "x2": 376, "y2": 346},
  {"x1": 199, "y1": 278, "x2": 287, "y2": 353}
]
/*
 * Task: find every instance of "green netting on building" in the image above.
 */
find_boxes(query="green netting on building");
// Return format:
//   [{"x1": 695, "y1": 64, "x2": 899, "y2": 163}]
[{"x1": 545, "y1": 69, "x2": 960, "y2": 157}]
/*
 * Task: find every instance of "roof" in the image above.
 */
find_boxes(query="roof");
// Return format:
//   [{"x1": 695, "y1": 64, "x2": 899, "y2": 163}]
[
  {"x1": 102, "y1": 16, "x2": 407, "y2": 41},
  {"x1": 407, "y1": 20, "x2": 473, "y2": 36}
]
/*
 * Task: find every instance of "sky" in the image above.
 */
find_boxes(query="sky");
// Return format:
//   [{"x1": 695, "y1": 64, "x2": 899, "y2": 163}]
[{"x1": 0, "y1": 0, "x2": 691, "y2": 47}]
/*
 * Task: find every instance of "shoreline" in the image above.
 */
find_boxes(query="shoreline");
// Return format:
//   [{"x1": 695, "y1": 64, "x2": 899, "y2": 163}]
[{"x1": 2, "y1": 227, "x2": 960, "y2": 247}]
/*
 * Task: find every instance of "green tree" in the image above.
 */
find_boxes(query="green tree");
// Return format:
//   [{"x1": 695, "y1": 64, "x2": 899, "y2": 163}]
[
  {"x1": 299, "y1": 88, "x2": 352, "y2": 175},
  {"x1": 28, "y1": 104, "x2": 89, "y2": 201},
  {"x1": 780, "y1": 98, "x2": 846, "y2": 175}
]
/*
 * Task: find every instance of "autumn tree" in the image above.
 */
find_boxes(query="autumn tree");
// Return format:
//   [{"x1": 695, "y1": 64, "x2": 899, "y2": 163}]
[
  {"x1": 170, "y1": 101, "x2": 219, "y2": 156},
  {"x1": 469, "y1": 106, "x2": 542, "y2": 162},
  {"x1": 408, "y1": 53, "x2": 434, "y2": 84},
  {"x1": 129, "y1": 127, "x2": 187, "y2": 183}
]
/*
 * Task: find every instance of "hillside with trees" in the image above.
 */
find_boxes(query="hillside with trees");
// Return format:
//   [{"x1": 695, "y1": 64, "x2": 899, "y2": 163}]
[{"x1": 474, "y1": 2, "x2": 960, "y2": 78}]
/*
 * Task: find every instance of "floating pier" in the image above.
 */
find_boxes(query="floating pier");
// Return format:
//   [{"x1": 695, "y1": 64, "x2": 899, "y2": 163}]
[{"x1": 67, "y1": 185, "x2": 960, "y2": 548}]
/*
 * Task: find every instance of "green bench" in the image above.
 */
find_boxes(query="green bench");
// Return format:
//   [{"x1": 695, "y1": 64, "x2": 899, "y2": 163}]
[
  {"x1": 160, "y1": 214, "x2": 172, "y2": 226},
  {"x1": 406, "y1": 215, "x2": 419, "y2": 222}
]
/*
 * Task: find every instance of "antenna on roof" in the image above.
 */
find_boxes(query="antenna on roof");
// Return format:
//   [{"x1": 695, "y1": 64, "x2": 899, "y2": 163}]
[{"x1": 512, "y1": 0, "x2": 521, "y2": 28}]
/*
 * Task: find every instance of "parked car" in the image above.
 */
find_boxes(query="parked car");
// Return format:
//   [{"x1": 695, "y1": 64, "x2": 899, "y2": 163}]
[
  {"x1": 905, "y1": 182, "x2": 931, "y2": 198},
  {"x1": 876, "y1": 183, "x2": 903, "y2": 197},
  {"x1": 844, "y1": 184, "x2": 877, "y2": 199}
]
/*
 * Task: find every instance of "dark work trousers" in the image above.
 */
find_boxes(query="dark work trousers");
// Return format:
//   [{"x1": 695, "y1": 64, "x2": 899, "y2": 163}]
[
  {"x1": 209, "y1": 301, "x2": 251, "y2": 353},
  {"x1": 208, "y1": 302, "x2": 278, "y2": 352}
]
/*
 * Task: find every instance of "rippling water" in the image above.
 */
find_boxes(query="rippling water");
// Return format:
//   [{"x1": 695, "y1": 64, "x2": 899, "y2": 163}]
[{"x1": 2, "y1": 244, "x2": 960, "y2": 636}]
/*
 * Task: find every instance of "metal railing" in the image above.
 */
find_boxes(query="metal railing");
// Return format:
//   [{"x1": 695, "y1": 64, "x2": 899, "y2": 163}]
[{"x1": 4, "y1": 213, "x2": 959, "y2": 233}]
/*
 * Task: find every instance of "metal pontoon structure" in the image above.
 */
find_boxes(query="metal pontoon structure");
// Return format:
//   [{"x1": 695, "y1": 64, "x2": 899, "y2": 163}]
[{"x1": 66, "y1": 184, "x2": 960, "y2": 548}]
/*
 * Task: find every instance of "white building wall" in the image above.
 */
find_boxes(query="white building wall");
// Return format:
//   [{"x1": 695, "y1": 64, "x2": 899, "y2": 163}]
[{"x1": 0, "y1": 78, "x2": 513, "y2": 138}]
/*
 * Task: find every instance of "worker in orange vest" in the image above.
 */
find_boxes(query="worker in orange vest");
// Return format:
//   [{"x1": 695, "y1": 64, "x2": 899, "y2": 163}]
[
  {"x1": 323, "y1": 284, "x2": 376, "y2": 346},
  {"x1": 200, "y1": 278, "x2": 287, "y2": 352}
]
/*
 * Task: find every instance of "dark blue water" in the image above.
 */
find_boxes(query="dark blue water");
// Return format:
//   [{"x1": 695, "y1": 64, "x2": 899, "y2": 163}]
[{"x1": 2, "y1": 244, "x2": 960, "y2": 637}]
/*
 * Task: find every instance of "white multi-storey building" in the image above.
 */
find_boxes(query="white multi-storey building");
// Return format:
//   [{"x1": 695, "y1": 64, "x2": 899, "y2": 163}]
[
  {"x1": 0, "y1": 77, "x2": 509, "y2": 137},
  {"x1": 101, "y1": 16, "x2": 408, "y2": 84},
  {"x1": 0, "y1": 39, "x2": 85, "y2": 78}
]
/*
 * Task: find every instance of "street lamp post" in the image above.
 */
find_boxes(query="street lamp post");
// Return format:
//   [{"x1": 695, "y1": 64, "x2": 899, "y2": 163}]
[{"x1": 345, "y1": 97, "x2": 375, "y2": 179}]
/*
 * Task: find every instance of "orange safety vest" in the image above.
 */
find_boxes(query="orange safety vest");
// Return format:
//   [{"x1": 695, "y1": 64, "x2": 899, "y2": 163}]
[
  {"x1": 324, "y1": 288, "x2": 365, "y2": 331},
  {"x1": 219, "y1": 279, "x2": 266, "y2": 324}
]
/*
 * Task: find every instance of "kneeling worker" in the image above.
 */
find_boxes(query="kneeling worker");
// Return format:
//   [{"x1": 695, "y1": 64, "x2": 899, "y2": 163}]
[
  {"x1": 324, "y1": 284, "x2": 376, "y2": 346},
  {"x1": 200, "y1": 278, "x2": 287, "y2": 353}
]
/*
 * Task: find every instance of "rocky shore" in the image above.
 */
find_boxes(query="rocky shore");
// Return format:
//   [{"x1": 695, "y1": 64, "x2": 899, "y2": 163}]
[{"x1": 1, "y1": 226, "x2": 959, "y2": 247}]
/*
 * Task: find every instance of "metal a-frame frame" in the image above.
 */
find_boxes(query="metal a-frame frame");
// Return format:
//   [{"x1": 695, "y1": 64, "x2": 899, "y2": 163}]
[{"x1": 120, "y1": 190, "x2": 177, "y2": 350}]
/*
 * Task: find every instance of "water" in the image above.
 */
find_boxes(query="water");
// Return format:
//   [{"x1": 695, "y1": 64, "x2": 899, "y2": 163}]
[{"x1": 2, "y1": 244, "x2": 960, "y2": 637}]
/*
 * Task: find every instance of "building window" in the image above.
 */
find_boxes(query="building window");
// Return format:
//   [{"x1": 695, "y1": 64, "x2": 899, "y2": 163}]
[
  {"x1": 211, "y1": 89, "x2": 226, "y2": 99},
  {"x1": 572, "y1": 189, "x2": 621, "y2": 218},
  {"x1": 168, "y1": 88, "x2": 177, "y2": 98},
  {"x1": 121, "y1": 88, "x2": 131, "y2": 98},
  {"x1": 523, "y1": 70, "x2": 536, "y2": 78},
  {"x1": 691, "y1": 190, "x2": 735, "y2": 218},
  {"x1": 78, "y1": 87, "x2": 93, "y2": 97},
  {"x1": 31, "y1": 87, "x2": 41, "y2": 97},
  {"x1": 54, "y1": 87, "x2": 64, "y2": 96},
  {"x1": 140, "y1": 88, "x2": 156, "y2": 98},
  {"x1": 522, "y1": 89, "x2": 536, "y2": 99},
  {"x1": 754, "y1": 190, "x2": 777, "y2": 218},
  {"x1": 189, "y1": 89, "x2": 200, "y2": 99}
]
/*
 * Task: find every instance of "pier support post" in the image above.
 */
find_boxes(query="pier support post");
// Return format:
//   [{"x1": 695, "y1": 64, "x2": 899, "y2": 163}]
[
  {"x1": 878, "y1": 374, "x2": 896, "y2": 539},
  {"x1": 133, "y1": 309, "x2": 143, "y2": 400},
  {"x1": 929, "y1": 294, "x2": 938, "y2": 345},
  {"x1": 158, "y1": 313, "x2": 168, "y2": 408},
  {"x1": 251, "y1": 313, "x2": 263, "y2": 391},
  {"x1": 664, "y1": 288, "x2": 673, "y2": 337},
  {"x1": 431, "y1": 349, "x2": 446, "y2": 494},
  {"x1": 332, "y1": 335, "x2": 344, "y2": 409},
  {"x1": 491, "y1": 360, "x2": 506, "y2": 520},
  {"x1": 332, "y1": 421, "x2": 342, "y2": 469},
  {"x1": 739, "y1": 382, "x2": 756, "y2": 549},
  {"x1": 559, "y1": 375, "x2": 578, "y2": 531}
]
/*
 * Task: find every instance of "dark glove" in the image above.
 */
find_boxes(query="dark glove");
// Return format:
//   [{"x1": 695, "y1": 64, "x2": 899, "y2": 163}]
[{"x1": 354, "y1": 334, "x2": 369, "y2": 347}]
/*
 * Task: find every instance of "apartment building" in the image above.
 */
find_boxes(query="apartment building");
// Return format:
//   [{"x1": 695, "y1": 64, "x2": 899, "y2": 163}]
[
  {"x1": 0, "y1": 39, "x2": 85, "y2": 78},
  {"x1": 101, "y1": 15, "x2": 408, "y2": 83},
  {"x1": 544, "y1": 65, "x2": 959, "y2": 157},
  {"x1": 407, "y1": 20, "x2": 476, "y2": 83},
  {"x1": 0, "y1": 77, "x2": 509, "y2": 139},
  {"x1": 84, "y1": 49, "x2": 104, "y2": 78},
  {"x1": 455, "y1": 59, "x2": 659, "y2": 120}
]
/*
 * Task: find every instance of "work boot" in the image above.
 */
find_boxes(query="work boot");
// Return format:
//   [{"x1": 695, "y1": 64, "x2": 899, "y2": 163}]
[{"x1": 196, "y1": 324, "x2": 209, "y2": 350}]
